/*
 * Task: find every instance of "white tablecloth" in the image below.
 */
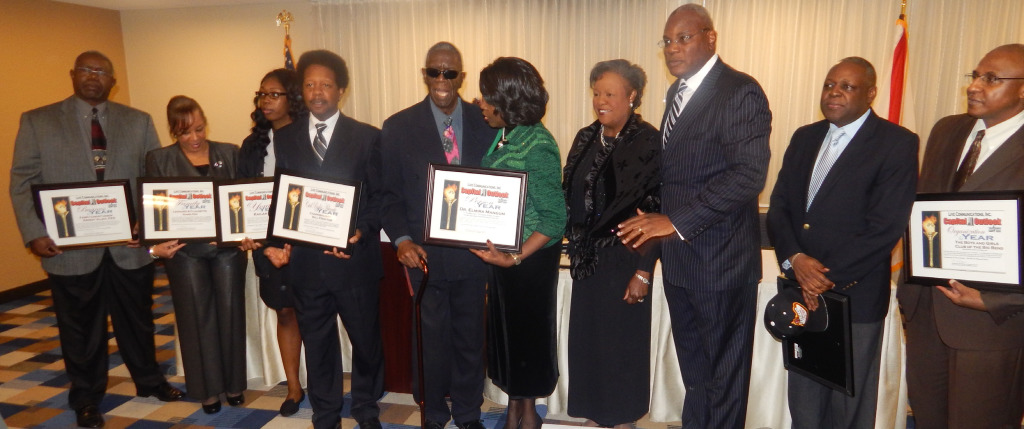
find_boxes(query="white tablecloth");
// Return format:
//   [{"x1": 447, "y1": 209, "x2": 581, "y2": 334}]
[{"x1": 195, "y1": 250, "x2": 907, "y2": 428}]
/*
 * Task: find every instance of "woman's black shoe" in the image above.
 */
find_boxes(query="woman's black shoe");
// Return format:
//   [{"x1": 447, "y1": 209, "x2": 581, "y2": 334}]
[
  {"x1": 279, "y1": 391, "x2": 305, "y2": 416},
  {"x1": 226, "y1": 393, "x2": 245, "y2": 406},
  {"x1": 202, "y1": 400, "x2": 221, "y2": 414}
]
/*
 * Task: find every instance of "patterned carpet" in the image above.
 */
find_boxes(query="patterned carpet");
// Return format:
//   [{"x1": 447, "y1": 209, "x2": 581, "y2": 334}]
[{"x1": 0, "y1": 269, "x2": 679, "y2": 429}]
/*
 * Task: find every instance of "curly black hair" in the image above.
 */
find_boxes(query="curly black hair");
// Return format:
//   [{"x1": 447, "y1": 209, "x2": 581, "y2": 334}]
[
  {"x1": 297, "y1": 50, "x2": 349, "y2": 90},
  {"x1": 243, "y1": 68, "x2": 306, "y2": 161},
  {"x1": 479, "y1": 57, "x2": 548, "y2": 126}
]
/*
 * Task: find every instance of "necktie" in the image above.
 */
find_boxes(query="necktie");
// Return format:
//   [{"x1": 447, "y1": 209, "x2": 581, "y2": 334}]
[
  {"x1": 952, "y1": 130, "x2": 985, "y2": 191},
  {"x1": 806, "y1": 129, "x2": 846, "y2": 210},
  {"x1": 91, "y1": 107, "x2": 107, "y2": 180},
  {"x1": 313, "y1": 122, "x2": 328, "y2": 164},
  {"x1": 443, "y1": 117, "x2": 460, "y2": 165},
  {"x1": 662, "y1": 82, "x2": 688, "y2": 147}
]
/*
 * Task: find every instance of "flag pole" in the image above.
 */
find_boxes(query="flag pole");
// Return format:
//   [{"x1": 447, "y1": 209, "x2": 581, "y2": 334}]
[{"x1": 276, "y1": 10, "x2": 296, "y2": 70}]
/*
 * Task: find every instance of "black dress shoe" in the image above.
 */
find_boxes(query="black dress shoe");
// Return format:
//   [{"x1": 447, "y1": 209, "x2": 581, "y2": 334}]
[
  {"x1": 358, "y1": 416, "x2": 383, "y2": 429},
  {"x1": 456, "y1": 420, "x2": 485, "y2": 429},
  {"x1": 424, "y1": 419, "x2": 446, "y2": 429},
  {"x1": 139, "y1": 382, "x2": 184, "y2": 402},
  {"x1": 279, "y1": 391, "x2": 305, "y2": 416},
  {"x1": 202, "y1": 400, "x2": 222, "y2": 414},
  {"x1": 226, "y1": 393, "x2": 245, "y2": 406},
  {"x1": 75, "y1": 404, "x2": 104, "y2": 428}
]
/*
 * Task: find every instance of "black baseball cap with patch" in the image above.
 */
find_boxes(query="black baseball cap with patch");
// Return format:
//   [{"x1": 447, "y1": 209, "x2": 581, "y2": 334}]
[{"x1": 763, "y1": 286, "x2": 828, "y2": 340}]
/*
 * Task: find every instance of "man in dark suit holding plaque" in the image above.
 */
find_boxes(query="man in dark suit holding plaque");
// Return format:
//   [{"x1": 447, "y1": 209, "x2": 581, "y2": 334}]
[
  {"x1": 380, "y1": 42, "x2": 496, "y2": 429},
  {"x1": 616, "y1": 5, "x2": 770, "y2": 427},
  {"x1": 9, "y1": 51, "x2": 182, "y2": 428},
  {"x1": 263, "y1": 50, "x2": 385, "y2": 429},
  {"x1": 767, "y1": 57, "x2": 918, "y2": 428},
  {"x1": 900, "y1": 44, "x2": 1024, "y2": 429}
]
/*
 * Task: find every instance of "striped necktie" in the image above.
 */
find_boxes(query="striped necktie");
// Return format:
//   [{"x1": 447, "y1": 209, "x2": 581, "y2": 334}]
[
  {"x1": 806, "y1": 129, "x2": 846, "y2": 210},
  {"x1": 91, "y1": 107, "x2": 107, "y2": 180},
  {"x1": 952, "y1": 129, "x2": 985, "y2": 191},
  {"x1": 313, "y1": 122, "x2": 328, "y2": 164},
  {"x1": 662, "y1": 82, "x2": 688, "y2": 147}
]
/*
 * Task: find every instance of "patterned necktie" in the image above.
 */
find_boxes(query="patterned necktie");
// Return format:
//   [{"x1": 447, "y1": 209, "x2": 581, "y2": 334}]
[
  {"x1": 443, "y1": 117, "x2": 460, "y2": 165},
  {"x1": 313, "y1": 122, "x2": 328, "y2": 164},
  {"x1": 662, "y1": 82, "x2": 688, "y2": 147},
  {"x1": 91, "y1": 107, "x2": 107, "y2": 180},
  {"x1": 806, "y1": 129, "x2": 846, "y2": 210},
  {"x1": 952, "y1": 129, "x2": 985, "y2": 191}
]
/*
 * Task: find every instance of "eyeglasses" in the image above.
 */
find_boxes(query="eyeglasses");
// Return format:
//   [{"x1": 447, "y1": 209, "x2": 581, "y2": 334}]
[
  {"x1": 425, "y1": 68, "x2": 460, "y2": 80},
  {"x1": 255, "y1": 91, "x2": 287, "y2": 100},
  {"x1": 74, "y1": 67, "x2": 113, "y2": 78},
  {"x1": 966, "y1": 71, "x2": 1024, "y2": 86},
  {"x1": 658, "y1": 28, "x2": 710, "y2": 49}
]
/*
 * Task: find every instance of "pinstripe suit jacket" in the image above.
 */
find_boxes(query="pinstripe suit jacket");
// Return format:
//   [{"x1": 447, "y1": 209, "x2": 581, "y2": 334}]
[
  {"x1": 10, "y1": 96, "x2": 161, "y2": 275},
  {"x1": 659, "y1": 58, "x2": 772, "y2": 290},
  {"x1": 898, "y1": 114, "x2": 1024, "y2": 349},
  {"x1": 768, "y1": 112, "x2": 919, "y2": 323}
]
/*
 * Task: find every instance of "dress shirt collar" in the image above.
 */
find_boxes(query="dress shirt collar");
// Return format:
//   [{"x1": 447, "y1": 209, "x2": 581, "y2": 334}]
[
  {"x1": 74, "y1": 97, "x2": 107, "y2": 119},
  {"x1": 677, "y1": 54, "x2": 719, "y2": 94},
  {"x1": 964, "y1": 109, "x2": 1024, "y2": 168},
  {"x1": 308, "y1": 110, "x2": 341, "y2": 147},
  {"x1": 816, "y1": 109, "x2": 872, "y2": 164},
  {"x1": 429, "y1": 98, "x2": 464, "y2": 151}
]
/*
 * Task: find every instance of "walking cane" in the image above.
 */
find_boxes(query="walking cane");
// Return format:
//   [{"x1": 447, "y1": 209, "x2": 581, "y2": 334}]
[{"x1": 412, "y1": 259, "x2": 429, "y2": 428}]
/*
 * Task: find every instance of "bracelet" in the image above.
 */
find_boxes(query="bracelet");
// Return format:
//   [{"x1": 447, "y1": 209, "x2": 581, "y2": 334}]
[
  {"x1": 635, "y1": 273, "x2": 651, "y2": 285},
  {"x1": 510, "y1": 253, "x2": 522, "y2": 266},
  {"x1": 148, "y1": 246, "x2": 159, "y2": 260}
]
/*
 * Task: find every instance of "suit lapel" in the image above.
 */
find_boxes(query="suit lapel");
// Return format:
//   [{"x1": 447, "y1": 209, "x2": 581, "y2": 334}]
[
  {"x1": 414, "y1": 100, "x2": 448, "y2": 164},
  {"x1": 812, "y1": 113, "x2": 881, "y2": 202},
  {"x1": 963, "y1": 124, "x2": 1024, "y2": 191},
  {"x1": 322, "y1": 114, "x2": 349, "y2": 167},
  {"x1": 60, "y1": 98, "x2": 96, "y2": 179},
  {"x1": 668, "y1": 59, "x2": 724, "y2": 146}
]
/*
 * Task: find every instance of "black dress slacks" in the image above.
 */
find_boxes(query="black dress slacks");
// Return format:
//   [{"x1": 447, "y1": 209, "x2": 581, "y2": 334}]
[{"x1": 48, "y1": 250, "x2": 165, "y2": 410}]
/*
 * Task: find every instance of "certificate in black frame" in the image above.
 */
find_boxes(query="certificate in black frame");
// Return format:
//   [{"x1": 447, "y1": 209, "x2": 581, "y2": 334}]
[
  {"x1": 137, "y1": 177, "x2": 218, "y2": 245},
  {"x1": 423, "y1": 163, "x2": 528, "y2": 253},
  {"x1": 266, "y1": 169, "x2": 362, "y2": 253},
  {"x1": 906, "y1": 191, "x2": 1024, "y2": 294},
  {"x1": 31, "y1": 179, "x2": 136, "y2": 250}
]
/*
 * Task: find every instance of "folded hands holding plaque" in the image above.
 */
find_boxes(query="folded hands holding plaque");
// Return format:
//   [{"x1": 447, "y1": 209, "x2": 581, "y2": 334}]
[{"x1": 907, "y1": 191, "x2": 1024, "y2": 294}]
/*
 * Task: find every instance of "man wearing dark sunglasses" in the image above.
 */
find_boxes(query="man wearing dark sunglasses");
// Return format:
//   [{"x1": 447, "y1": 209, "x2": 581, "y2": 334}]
[{"x1": 380, "y1": 42, "x2": 497, "y2": 429}]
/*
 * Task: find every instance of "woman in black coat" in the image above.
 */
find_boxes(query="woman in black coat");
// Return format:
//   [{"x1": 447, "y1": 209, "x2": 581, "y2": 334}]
[
  {"x1": 563, "y1": 60, "x2": 662, "y2": 428},
  {"x1": 237, "y1": 68, "x2": 308, "y2": 416}
]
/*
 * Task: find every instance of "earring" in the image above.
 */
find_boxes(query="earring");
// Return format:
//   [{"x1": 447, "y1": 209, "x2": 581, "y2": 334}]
[{"x1": 629, "y1": 101, "x2": 634, "y2": 109}]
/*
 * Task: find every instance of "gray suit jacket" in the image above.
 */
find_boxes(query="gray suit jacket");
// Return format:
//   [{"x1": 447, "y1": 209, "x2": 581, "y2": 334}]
[
  {"x1": 898, "y1": 114, "x2": 1024, "y2": 349},
  {"x1": 10, "y1": 96, "x2": 161, "y2": 275},
  {"x1": 659, "y1": 58, "x2": 772, "y2": 290}
]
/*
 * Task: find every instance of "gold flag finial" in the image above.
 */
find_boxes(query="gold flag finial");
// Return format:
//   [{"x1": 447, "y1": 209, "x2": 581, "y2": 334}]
[
  {"x1": 276, "y1": 10, "x2": 294, "y2": 35},
  {"x1": 900, "y1": 0, "x2": 907, "y2": 18}
]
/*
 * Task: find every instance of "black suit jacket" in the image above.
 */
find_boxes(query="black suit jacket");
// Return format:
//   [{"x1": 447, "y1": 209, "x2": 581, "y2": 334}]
[
  {"x1": 380, "y1": 97, "x2": 497, "y2": 282},
  {"x1": 899, "y1": 114, "x2": 1024, "y2": 349},
  {"x1": 659, "y1": 58, "x2": 772, "y2": 290},
  {"x1": 768, "y1": 112, "x2": 919, "y2": 322},
  {"x1": 274, "y1": 112, "x2": 384, "y2": 285}
]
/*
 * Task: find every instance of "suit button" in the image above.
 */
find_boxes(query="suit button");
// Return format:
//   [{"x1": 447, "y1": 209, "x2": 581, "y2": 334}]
[{"x1": 803, "y1": 224, "x2": 810, "y2": 230}]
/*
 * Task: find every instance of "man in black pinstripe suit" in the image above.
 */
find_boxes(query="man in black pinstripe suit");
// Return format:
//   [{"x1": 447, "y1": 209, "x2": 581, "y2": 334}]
[{"x1": 618, "y1": 4, "x2": 771, "y2": 429}]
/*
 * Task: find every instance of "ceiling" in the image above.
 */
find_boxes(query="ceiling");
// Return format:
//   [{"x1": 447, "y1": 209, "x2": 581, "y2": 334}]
[{"x1": 54, "y1": 0, "x2": 308, "y2": 11}]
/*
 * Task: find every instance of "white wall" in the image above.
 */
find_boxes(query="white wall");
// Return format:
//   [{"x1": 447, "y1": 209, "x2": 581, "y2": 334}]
[{"x1": 122, "y1": 2, "x2": 317, "y2": 147}]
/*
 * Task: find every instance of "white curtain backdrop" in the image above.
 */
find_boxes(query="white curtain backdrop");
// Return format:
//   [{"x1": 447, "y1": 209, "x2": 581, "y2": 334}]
[{"x1": 311, "y1": 0, "x2": 1023, "y2": 205}]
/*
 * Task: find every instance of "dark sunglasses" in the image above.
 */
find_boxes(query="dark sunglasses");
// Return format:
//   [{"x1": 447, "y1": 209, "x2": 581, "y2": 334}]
[{"x1": 425, "y1": 68, "x2": 460, "y2": 80}]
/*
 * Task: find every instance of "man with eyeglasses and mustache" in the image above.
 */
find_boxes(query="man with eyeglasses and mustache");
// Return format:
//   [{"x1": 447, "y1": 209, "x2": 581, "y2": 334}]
[
  {"x1": 10, "y1": 50, "x2": 183, "y2": 428},
  {"x1": 380, "y1": 42, "x2": 497, "y2": 429},
  {"x1": 900, "y1": 43, "x2": 1024, "y2": 429}
]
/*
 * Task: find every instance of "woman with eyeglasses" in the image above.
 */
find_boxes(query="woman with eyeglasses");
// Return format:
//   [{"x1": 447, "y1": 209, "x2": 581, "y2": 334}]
[
  {"x1": 471, "y1": 57, "x2": 566, "y2": 429},
  {"x1": 145, "y1": 96, "x2": 245, "y2": 414},
  {"x1": 563, "y1": 59, "x2": 661, "y2": 429},
  {"x1": 237, "y1": 68, "x2": 308, "y2": 417}
]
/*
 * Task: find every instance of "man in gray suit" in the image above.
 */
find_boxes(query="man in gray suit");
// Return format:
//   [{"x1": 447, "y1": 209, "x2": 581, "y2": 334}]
[
  {"x1": 9, "y1": 51, "x2": 182, "y2": 428},
  {"x1": 900, "y1": 44, "x2": 1024, "y2": 429},
  {"x1": 618, "y1": 4, "x2": 771, "y2": 428}
]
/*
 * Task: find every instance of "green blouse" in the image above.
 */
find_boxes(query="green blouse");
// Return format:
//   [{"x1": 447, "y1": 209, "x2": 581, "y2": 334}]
[{"x1": 482, "y1": 122, "x2": 566, "y2": 248}]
